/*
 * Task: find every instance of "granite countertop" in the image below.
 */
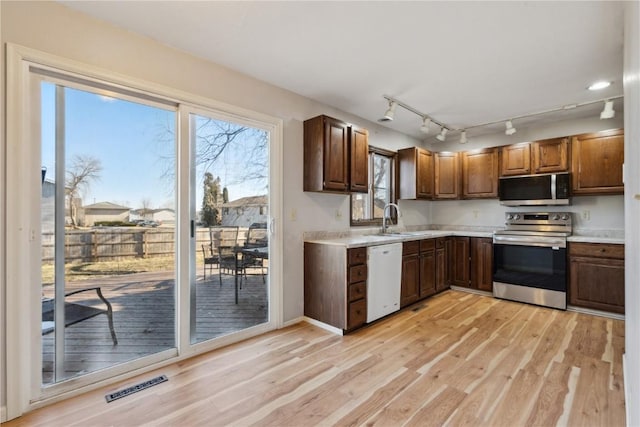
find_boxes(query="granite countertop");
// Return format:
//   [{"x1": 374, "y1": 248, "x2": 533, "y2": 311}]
[
  {"x1": 304, "y1": 229, "x2": 495, "y2": 248},
  {"x1": 304, "y1": 228, "x2": 625, "y2": 248}
]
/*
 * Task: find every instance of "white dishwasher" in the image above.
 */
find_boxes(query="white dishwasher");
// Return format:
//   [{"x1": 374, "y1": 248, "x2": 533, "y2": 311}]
[{"x1": 367, "y1": 243, "x2": 403, "y2": 323}]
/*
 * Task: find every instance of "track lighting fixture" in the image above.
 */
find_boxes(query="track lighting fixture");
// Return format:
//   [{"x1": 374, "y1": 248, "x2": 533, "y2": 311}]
[
  {"x1": 380, "y1": 101, "x2": 397, "y2": 122},
  {"x1": 505, "y1": 120, "x2": 516, "y2": 136},
  {"x1": 459, "y1": 130, "x2": 468, "y2": 144},
  {"x1": 600, "y1": 100, "x2": 615, "y2": 119},
  {"x1": 420, "y1": 117, "x2": 431, "y2": 134},
  {"x1": 436, "y1": 128, "x2": 448, "y2": 142},
  {"x1": 380, "y1": 94, "x2": 622, "y2": 144}
]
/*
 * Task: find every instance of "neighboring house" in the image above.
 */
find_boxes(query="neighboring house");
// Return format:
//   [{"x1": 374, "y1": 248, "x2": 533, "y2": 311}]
[
  {"x1": 151, "y1": 208, "x2": 175, "y2": 226},
  {"x1": 221, "y1": 195, "x2": 268, "y2": 226},
  {"x1": 83, "y1": 201, "x2": 131, "y2": 226}
]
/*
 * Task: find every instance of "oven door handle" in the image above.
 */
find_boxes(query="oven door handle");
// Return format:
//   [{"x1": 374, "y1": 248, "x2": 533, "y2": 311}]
[{"x1": 493, "y1": 235, "x2": 566, "y2": 248}]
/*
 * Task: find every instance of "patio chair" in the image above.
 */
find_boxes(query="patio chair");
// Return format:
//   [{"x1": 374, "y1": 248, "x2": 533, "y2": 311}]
[
  {"x1": 42, "y1": 287, "x2": 118, "y2": 345},
  {"x1": 212, "y1": 226, "x2": 239, "y2": 286},
  {"x1": 239, "y1": 222, "x2": 269, "y2": 286},
  {"x1": 202, "y1": 226, "x2": 239, "y2": 281}
]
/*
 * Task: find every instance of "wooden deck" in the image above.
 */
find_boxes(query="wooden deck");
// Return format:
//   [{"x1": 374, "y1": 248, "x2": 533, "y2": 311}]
[
  {"x1": 42, "y1": 268, "x2": 268, "y2": 384},
  {"x1": 10, "y1": 290, "x2": 625, "y2": 426}
]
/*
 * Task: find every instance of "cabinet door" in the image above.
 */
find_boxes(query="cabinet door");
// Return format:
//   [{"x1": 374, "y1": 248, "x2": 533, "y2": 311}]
[
  {"x1": 435, "y1": 247, "x2": 447, "y2": 292},
  {"x1": 323, "y1": 117, "x2": 350, "y2": 191},
  {"x1": 532, "y1": 137, "x2": 569, "y2": 173},
  {"x1": 401, "y1": 254, "x2": 420, "y2": 307},
  {"x1": 349, "y1": 126, "x2": 369, "y2": 193},
  {"x1": 462, "y1": 148, "x2": 498, "y2": 198},
  {"x1": 417, "y1": 149, "x2": 434, "y2": 198},
  {"x1": 451, "y1": 237, "x2": 470, "y2": 287},
  {"x1": 434, "y1": 152, "x2": 460, "y2": 199},
  {"x1": 571, "y1": 129, "x2": 624, "y2": 195},
  {"x1": 500, "y1": 143, "x2": 531, "y2": 176},
  {"x1": 470, "y1": 237, "x2": 493, "y2": 292},
  {"x1": 420, "y1": 249, "x2": 436, "y2": 298},
  {"x1": 569, "y1": 256, "x2": 624, "y2": 314}
]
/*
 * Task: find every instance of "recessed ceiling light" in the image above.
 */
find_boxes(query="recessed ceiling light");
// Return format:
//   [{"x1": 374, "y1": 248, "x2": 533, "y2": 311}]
[{"x1": 588, "y1": 81, "x2": 612, "y2": 91}]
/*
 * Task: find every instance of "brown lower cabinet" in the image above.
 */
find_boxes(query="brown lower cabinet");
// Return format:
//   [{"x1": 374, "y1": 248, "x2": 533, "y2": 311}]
[
  {"x1": 450, "y1": 236, "x2": 493, "y2": 292},
  {"x1": 401, "y1": 238, "x2": 449, "y2": 308},
  {"x1": 569, "y1": 242, "x2": 625, "y2": 314},
  {"x1": 304, "y1": 243, "x2": 367, "y2": 331},
  {"x1": 471, "y1": 237, "x2": 493, "y2": 292}
]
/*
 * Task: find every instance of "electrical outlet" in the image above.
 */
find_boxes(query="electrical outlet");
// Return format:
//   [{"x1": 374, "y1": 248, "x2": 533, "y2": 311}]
[
  {"x1": 335, "y1": 209, "x2": 342, "y2": 219},
  {"x1": 582, "y1": 210, "x2": 591, "y2": 221},
  {"x1": 290, "y1": 208, "x2": 297, "y2": 221}
]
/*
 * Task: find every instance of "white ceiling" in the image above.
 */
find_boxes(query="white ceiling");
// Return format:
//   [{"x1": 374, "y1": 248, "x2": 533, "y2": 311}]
[{"x1": 59, "y1": 1, "x2": 625, "y2": 141}]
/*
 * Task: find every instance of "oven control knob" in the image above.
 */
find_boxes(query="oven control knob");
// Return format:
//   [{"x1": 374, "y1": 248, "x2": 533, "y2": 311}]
[
  {"x1": 514, "y1": 214, "x2": 521, "y2": 220},
  {"x1": 506, "y1": 214, "x2": 513, "y2": 220},
  {"x1": 561, "y1": 213, "x2": 570, "y2": 221},
  {"x1": 552, "y1": 214, "x2": 560, "y2": 221}
]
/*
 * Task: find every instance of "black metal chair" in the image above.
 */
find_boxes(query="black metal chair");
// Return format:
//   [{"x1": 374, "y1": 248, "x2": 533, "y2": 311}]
[
  {"x1": 213, "y1": 226, "x2": 239, "y2": 286},
  {"x1": 42, "y1": 287, "x2": 118, "y2": 345},
  {"x1": 201, "y1": 225, "x2": 239, "y2": 282},
  {"x1": 238, "y1": 223, "x2": 268, "y2": 286}
]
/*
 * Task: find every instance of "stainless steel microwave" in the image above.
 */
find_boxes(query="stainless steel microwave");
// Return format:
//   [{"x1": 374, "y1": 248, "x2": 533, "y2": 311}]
[{"x1": 498, "y1": 173, "x2": 570, "y2": 206}]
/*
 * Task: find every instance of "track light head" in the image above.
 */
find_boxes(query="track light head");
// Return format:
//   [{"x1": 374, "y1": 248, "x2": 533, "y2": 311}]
[
  {"x1": 420, "y1": 117, "x2": 431, "y2": 134},
  {"x1": 505, "y1": 120, "x2": 517, "y2": 136},
  {"x1": 600, "y1": 100, "x2": 615, "y2": 119},
  {"x1": 459, "y1": 130, "x2": 468, "y2": 144},
  {"x1": 436, "y1": 128, "x2": 448, "y2": 142},
  {"x1": 380, "y1": 101, "x2": 397, "y2": 122}
]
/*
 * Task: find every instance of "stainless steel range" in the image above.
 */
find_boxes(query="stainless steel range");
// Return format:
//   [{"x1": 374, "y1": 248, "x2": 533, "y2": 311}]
[{"x1": 493, "y1": 212, "x2": 572, "y2": 310}]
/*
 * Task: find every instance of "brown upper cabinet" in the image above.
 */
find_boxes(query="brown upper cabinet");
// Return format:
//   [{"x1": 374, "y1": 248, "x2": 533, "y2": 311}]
[
  {"x1": 398, "y1": 147, "x2": 433, "y2": 199},
  {"x1": 571, "y1": 129, "x2": 624, "y2": 195},
  {"x1": 434, "y1": 152, "x2": 460, "y2": 199},
  {"x1": 500, "y1": 137, "x2": 569, "y2": 177},
  {"x1": 532, "y1": 137, "x2": 569, "y2": 174},
  {"x1": 462, "y1": 148, "x2": 499, "y2": 198},
  {"x1": 500, "y1": 142, "x2": 531, "y2": 176},
  {"x1": 303, "y1": 115, "x2": 369, "y2": 193}
]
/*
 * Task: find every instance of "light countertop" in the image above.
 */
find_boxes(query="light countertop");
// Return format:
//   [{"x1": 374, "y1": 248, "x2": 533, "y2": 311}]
[
  {"x1": 304, "y1": 230, "x2": 495, "y2": 248},
  {"x1": 305, "y1": 229, "x2": 625, "y2": 248}
]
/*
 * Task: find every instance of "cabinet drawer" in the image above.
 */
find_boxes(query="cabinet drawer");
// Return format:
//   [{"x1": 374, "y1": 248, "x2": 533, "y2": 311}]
[
  {"x1": 347, "y1": 299, "x2": 367, "y2": 329},
  {"x1": 348, "y1": 247, "x2": 367, "y2": 265},
  {"x1": 420, "y1": 239, "x2": 435, "y2": 252},
  {"x1": 569, "y1": 242, "x2": 624, "y2": 259},
  {"x1": 349, "y1": 264, "x2": 367, "y2": 283},
  {"x1": 403, "y1": 240, "x2": 420, "y2": 256},
  {"x1": 348, "y1": 282, "x2": 366, "y2": 302}
]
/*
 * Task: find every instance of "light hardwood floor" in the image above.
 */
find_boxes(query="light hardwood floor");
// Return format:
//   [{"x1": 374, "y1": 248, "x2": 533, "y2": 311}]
[{"x1": 6, "y1": 290, "x2": 625, "y2": 426}]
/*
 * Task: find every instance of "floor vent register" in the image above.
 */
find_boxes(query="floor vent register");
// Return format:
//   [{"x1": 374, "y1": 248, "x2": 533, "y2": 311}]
[{"x1": 105, "y1": 375, "x2": 168, "y2": 403}]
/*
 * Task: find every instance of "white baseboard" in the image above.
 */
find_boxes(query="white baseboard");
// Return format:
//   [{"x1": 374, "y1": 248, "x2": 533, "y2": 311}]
[
  {"x1": 1, "y1": 405, "x2": 7, "y2": 422},
  {"x1": 566, "y1": 305, "x2": 625, "y2": 321},
  {"x1": 281, "y1": 316, "x2": 304, "y2": 328},
  {"x1": 302, "y1": 316, "x2": 344, "y2": 335}
]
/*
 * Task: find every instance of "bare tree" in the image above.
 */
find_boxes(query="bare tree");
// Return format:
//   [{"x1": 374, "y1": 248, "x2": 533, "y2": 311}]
[
  {"x1": 66, "y1": 155, "x2": 102, "y2": 227},
  {"x1": 157, "y1": 118, "x2": 268, "y2": 189},
  {"x1": 140, "y1": 198, "x2": 153, "y2": 218}
]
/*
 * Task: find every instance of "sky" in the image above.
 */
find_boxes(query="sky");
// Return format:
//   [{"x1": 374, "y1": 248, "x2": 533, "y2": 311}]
[{"x1": 41, "y1": 82, "x2": 268, "y2": 211}]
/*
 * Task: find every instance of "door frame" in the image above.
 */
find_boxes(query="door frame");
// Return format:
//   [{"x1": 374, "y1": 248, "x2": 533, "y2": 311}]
[{"x1": 4, "y1": 43, "x2": 283, "y2": 419}]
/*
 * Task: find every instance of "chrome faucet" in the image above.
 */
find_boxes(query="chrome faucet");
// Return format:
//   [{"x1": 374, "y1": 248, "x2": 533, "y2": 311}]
[{"x1": 382, "y1": 203, "x2": 400, "y2": 234}]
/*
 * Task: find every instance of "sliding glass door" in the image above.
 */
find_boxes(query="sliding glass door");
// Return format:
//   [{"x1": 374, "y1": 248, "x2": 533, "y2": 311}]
[
  {"x1": 189, "y1": 111, "x2": 270, "y2": 344},
  {"x1": 39, "y1": 78, "x2": 178, "y2": 384},
  {"x1": 5, "y1": 47, "x2": 280, "y2": 418}
]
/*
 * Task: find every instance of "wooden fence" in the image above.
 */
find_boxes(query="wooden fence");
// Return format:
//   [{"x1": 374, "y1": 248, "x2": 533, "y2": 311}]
[{"x1": 41, "y1": 227, "x2": 250, "y2": 264}]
